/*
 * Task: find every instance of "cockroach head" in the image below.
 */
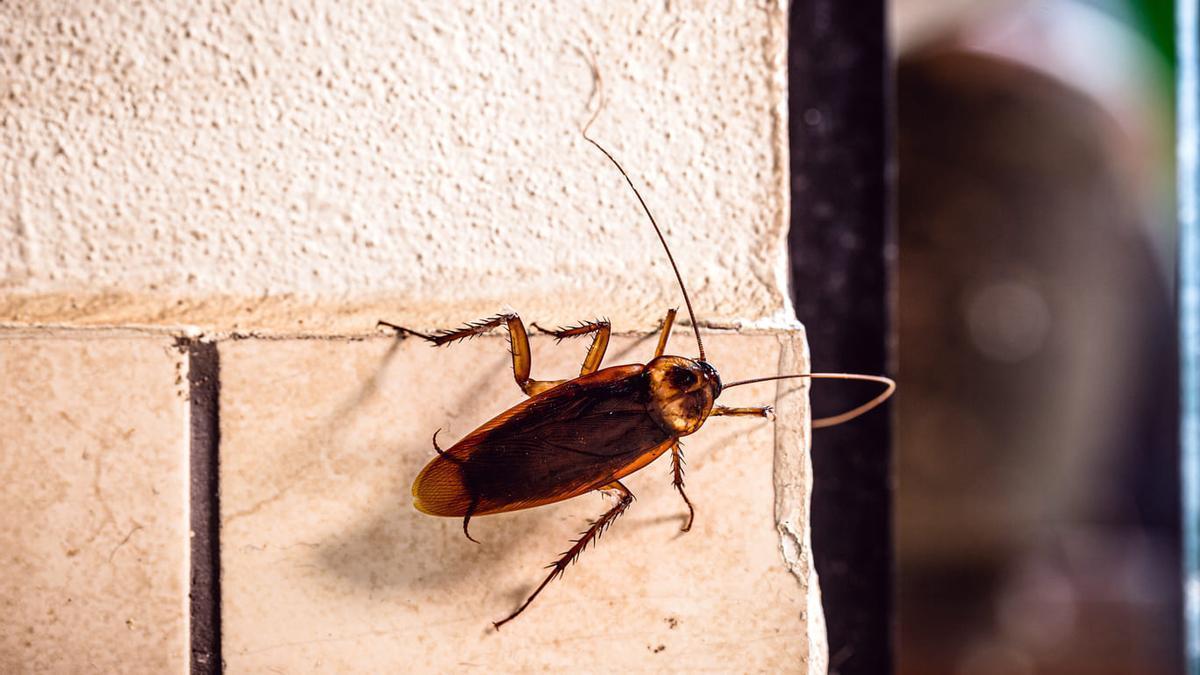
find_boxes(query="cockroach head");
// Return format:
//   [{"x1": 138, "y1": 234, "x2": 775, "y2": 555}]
[
  {"x1": 646, "y1": 356, "x2": 721, "y2": 436},
  {"x1": 697, "y1": 360, "x2": 722, "y2": 396}
]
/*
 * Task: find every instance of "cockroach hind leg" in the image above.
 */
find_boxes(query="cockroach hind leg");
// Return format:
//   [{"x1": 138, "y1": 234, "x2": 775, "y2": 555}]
[
  {"x1": 492, "y1": 481, "x2": 634, "y2": 630},
  {"x1": 462, "y1": 498, "x2": 482, "y2": 545}
]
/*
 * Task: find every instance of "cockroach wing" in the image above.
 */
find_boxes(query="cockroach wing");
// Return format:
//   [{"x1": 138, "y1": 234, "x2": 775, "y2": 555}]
[{"x1": 412, "y1": 364, "x2": 675, "y2": 517}]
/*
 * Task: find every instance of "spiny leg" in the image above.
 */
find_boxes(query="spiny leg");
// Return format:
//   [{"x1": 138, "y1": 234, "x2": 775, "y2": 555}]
[
  {"x1": 710, "y1": 405, "x2": 775, "y2": 419},
  {"x1": 493, "y1": 480, "x2": 634, "y2": 630},
  {"x1": 653, "y1": 308, "x2": 677, "y2": 358},
  {"x1": 378, "y1": 313, "x2": 522, "y2": 347},
  {"x1": 667, "y1": 406, "x2": 773, "y2": 534},
  {"x1": 462, "y1": 495, "x2": 481, "y2": 545},
  {"x1": 378, "y1": 313, "x2": 559, "y2": 396},
  {"x1": 530, "y1": 319, "x2": 611, "y2": 376},
  {"x1": 670, "y1": 443, "x2": 695, "y2": 532},
  {"x1": 375, "y1": 321, "x2": 437, "y2": 341}
]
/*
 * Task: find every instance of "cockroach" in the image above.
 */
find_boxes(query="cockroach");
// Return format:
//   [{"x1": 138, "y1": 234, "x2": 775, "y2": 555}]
[{"x1": 379, "y1": 130, "x2": 895, "y2": 630}]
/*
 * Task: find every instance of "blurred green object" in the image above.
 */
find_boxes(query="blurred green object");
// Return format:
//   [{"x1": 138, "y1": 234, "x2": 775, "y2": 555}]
[{"x1": 1118, "y1": 0, "x2": 1175, "y2": 71}]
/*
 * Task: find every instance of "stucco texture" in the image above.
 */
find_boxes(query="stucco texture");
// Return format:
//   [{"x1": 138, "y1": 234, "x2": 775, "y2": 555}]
[
  {"x1": 0, "y1": 2, "x2": 821, "y2": 671},
  {"x1": 0, "y1": 1, "x2": 792, "y2": 335}
]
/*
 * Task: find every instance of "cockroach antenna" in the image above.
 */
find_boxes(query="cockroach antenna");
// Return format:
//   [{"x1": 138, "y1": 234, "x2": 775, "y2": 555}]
[
  {"x1": 578, "y1": 52, "x2": 707, "y2": 363},
  {"x1": 381, "y1": 45, "x2": 897, "y2": 632},
  {"x1": 722, "y1": 373, "x2": 897, "y2": 428}
]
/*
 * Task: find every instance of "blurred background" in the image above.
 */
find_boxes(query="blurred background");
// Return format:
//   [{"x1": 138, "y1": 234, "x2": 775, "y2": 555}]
[{"x1": 891, "y1": 0, "x2": 1179, "y2": 673}]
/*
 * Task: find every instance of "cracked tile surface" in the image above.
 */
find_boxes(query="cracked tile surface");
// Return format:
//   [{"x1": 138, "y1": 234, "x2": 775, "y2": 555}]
[
  {"x1": 0, "y1": 337, "x2": 189, "y2": 672},
  {"x1": 220, "y1": 331, "x2": 816, "y2": 671}
]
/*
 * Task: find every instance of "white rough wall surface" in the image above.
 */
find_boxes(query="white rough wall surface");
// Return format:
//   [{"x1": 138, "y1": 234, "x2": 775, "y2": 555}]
[
  {"x1": 0, "y1": 1, "x2": 822, "y2": 671},
  {"x1": 0, "y1": 1, "x2": 792, "y2": 334}
]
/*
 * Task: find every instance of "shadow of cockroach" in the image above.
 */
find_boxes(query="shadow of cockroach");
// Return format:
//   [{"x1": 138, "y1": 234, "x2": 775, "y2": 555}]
[
  {"x1": 312, "y1": 336, "x2": 557, "y2": 594},
  {"x1": 314, "y1": 328, "x2": 707, "y2": 599}
]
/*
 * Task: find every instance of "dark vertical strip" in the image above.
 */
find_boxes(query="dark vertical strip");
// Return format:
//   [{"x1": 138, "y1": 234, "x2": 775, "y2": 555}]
[
  {"x1": 182, "y1": 339, "x2": 222, "y2": 674},
  {"x1": 787, "y1": 2, "x2": 893, "y2": 674}
]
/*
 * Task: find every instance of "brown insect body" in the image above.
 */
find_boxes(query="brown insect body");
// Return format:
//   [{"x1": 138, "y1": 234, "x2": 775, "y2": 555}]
[
  {"x1": 379, "y1": 116, "x2": 895, "y2": 629},
  {"x1": 412, "y1": 356, "x2": 720, "y2": 518}
]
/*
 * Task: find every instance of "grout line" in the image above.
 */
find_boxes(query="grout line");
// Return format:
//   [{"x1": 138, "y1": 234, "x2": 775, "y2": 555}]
[
  {"x1": 182, "y1": 338, "x2": 222, "y2": 675},
  {"x1": 0, "y1": 323, "x2": 806, "y2": 342},
  {"x1": 0, "y1": 323, "x2": 204, "y2": 337}
]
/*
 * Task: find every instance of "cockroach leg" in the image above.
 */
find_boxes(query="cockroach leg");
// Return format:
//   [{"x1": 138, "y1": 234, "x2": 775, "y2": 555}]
[
  {"x1": 521, "y1": 379, "x2": 566, "y2": 396},
  {"x1": 670, "y1": 443, "x2": 695, "y2": 532},
  {"x1": 432, "y1": 428, "x2": 445, "y2": 456},
  {"x1": 386, "y1": 313, "x2": 519, "y2": 347},
  {"x1": 530, "y1": 319, "x2": 611, "y2": 375},
  {"x1": 462, "y1": 495, "x2": 481, "y2": 545},
  {"x1": 375, "y1": 320, "x2": 437, "y2": 341},
  {"x1": 710, "y1": 405, "x2": 775, "y2": 420},
  {"x1": 380, "y1": 313, "x2": 563, "y2": 397},
  {"x1": 653, "y1": 308, "x2": 677, "y2": 359},
  {"x1": 493, "y1": 480, "x2": 634, "y2": 630}
]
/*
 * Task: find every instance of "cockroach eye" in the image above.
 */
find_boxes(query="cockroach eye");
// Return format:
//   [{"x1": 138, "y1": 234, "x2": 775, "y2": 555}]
[
  {"x1": 698, "y1": 361, "x2": 722, "y2": 396},
  {"x1": 382, "y1": 85, "x2": 895, "y2": 630},
  {"x1": 668, "y1": 367, "x2": 698, "y2": 389}
]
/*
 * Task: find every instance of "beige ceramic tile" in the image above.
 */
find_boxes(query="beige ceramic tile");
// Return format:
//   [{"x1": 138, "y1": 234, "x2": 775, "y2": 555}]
[
  {"x1": 220, "y1": 330, "x2": 819, "y2": 672},
  {"x1": 0, "y1": 336, "x2": 189, "y2": 673}
]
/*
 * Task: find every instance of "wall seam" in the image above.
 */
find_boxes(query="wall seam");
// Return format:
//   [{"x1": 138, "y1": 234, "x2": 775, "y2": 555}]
[{"x1": 182, "y1": 338, "x2": 222, "y2": 675}]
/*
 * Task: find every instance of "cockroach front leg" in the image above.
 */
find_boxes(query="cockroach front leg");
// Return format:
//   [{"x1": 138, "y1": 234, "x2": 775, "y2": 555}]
[
  {"x1": 709, "y1": 405, "x2": 775, "y2": 419},
  {"x1": 529, "y1": 319, "x2": 611, "y2": 376},
  {"x1": 493, "y1": 480, "x2": 634, "y2": 630},
  {"x1": 670, "y1": 442, "x2": 695, "y2": 532},
  {"x1": 377, "y1": 313, "x2": 560, "y2": 397},
  {"x1": 653, "y1": 308, "x2": 677, "y2": 358}
]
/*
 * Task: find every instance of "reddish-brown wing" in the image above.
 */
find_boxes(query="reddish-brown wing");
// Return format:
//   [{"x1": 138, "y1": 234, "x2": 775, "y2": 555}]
[{"x1": 412, "y1": 364, "x2": 675, "y2": 516}]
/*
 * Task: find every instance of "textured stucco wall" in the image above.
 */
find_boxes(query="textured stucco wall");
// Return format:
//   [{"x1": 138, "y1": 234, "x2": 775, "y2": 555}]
[
  {"x1": 0, "y1": 1, "x2": 793, "y2": 334},
  {"x1": 0, "y1": 2, "x2": 821, "y2": 671}
]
